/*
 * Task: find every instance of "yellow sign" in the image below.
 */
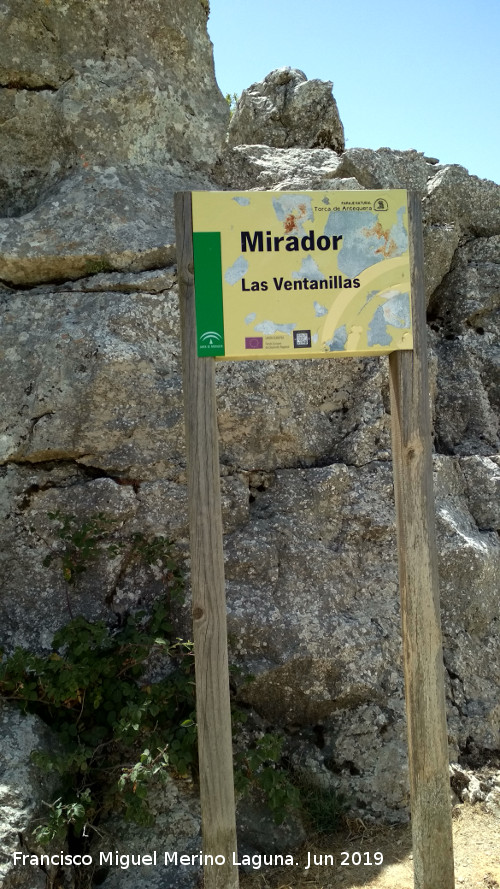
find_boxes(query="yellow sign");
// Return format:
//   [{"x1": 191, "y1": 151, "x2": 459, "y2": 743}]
[{"x1": 191, "y1": 189, "x2": 412, "y2": 360}]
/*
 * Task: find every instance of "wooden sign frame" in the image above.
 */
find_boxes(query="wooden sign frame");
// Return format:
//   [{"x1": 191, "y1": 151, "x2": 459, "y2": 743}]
[{"x1": 175, "y1": 190, "x2": 454, "y2": 889}]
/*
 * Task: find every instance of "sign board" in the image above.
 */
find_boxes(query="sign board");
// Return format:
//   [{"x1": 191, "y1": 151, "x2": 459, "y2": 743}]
[
  {"x1": 176, "y1": 190, "x2": 455, "y2": 889},
  {"x1": 191, "y1": 189, "x2": 412, "y2": 360}
]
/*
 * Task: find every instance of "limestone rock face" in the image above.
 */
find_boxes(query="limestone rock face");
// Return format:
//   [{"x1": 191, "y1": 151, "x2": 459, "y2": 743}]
[
  {"x1": 0, "y1": 47, "x2": 499, "y2": 847},
  {"x1": 333, "y1": 146, "x2": 431, "y2": 193},
  {"x1": 0, "y1": 275, "x2": 184, "y2": 477},
  {"x1": 227, "y1": 67, "x2": 345, "y2": 152},
  {"x1": 429, "y1": 236, "x2": 500, "y2": 456},
  {"x1": 214, "y1": 144, "x2": 347, "y2": 192},
  {"x1": 0, "y1": 166, "x2": 213, "y2": 286},
  {"x1": 0, "y1": 88, "x2": 73, "y2": 218},
  {"x1": 93, "y1": 779, "x2": 202, "y2": 889},
  {"x1": 0, "y1": 0, "x2": 228, "y2": 217},
  {"x1": 424, "y1": 164, "x2": 500, "y2": 236},
  {"x1": 0, "y1": 703, "x2": 60, "y2": 889}
]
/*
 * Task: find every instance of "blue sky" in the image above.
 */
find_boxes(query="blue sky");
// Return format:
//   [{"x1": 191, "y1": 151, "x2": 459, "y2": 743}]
[{"x1": 207, "y1": 0, "x2": 500, "y2": 184}]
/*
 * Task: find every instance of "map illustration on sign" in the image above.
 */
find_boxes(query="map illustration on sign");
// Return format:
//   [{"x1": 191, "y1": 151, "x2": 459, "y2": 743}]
[{"x1": 191, "y1": 189, "x2": 412, "y2": 360}]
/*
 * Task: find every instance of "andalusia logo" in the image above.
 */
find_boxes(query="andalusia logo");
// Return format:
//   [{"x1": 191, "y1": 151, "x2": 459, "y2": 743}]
[{"x1": 199, "y1": 330, "x2": 224, "y2": 352}]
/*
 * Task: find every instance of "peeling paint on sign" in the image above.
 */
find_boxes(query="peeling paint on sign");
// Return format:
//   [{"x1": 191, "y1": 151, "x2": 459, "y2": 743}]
[{"x1": 191, "y1": 189, "x2": 412, "y2": 360}]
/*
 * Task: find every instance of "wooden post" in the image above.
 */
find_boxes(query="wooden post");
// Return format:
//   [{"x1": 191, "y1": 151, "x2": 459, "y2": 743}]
[
  {"x1": 175, "y1": 192, "x2": 239, "y2": 889},
  {"x1": 389, "y1": 192, "x2": 455, "y2": 889}
]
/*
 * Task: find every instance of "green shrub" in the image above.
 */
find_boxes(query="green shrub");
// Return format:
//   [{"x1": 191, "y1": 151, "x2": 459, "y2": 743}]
[
  {"x1": 299, "y1": 783, "x2": 348, "y2": 834},
  {"x1": 1, "y1": 512, "x2": 309, "y2": 844},
  {"x1": 225, "y1": 92, "x2": 239, "y2": 117},
  {"x1": 235, "y1": 732, "x2": 301, "y2": 824},
  {"x1": 1, "y1": 513, "x2": 195, "y2": 843},
  {"x1": 0, "y1": 602, "x2": 196, "y2": 843}
]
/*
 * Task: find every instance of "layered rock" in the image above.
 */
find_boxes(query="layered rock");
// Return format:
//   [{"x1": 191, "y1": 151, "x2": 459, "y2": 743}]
[
  {"x1": 0, "y1": 167, "x2": 211, "y2": 285},
  {"x1": 227, "y1": 67, "x2": 345, "y2": 152},
  {"x1": 429, "y1": 236, "x2": 500, "y2": 456},
  {"x1": 0, "y1": 0, "x2": 228, "y2": 218}
]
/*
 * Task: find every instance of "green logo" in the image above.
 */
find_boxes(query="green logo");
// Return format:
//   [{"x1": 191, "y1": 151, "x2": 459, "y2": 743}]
[
  {"x1": 193, "y1": 232, "x2": 225, "y2": 357},
  {"x1": 198, "y1": 330, "x2": 224, "y2": 354}
]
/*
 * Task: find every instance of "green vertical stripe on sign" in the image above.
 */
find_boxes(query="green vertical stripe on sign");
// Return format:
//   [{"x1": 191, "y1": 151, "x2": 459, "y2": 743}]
[{"x1": 192, "y1": 231, "x2": 225, "y2": 357}]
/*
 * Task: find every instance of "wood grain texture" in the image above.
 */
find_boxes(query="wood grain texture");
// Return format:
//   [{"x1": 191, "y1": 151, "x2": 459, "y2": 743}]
[
  {"x1": 175, "y1": 192, "x2": 239, "y2": 889},
  {"x1": 389, "y1": 192, "x2": 455, "y2": 889}
]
